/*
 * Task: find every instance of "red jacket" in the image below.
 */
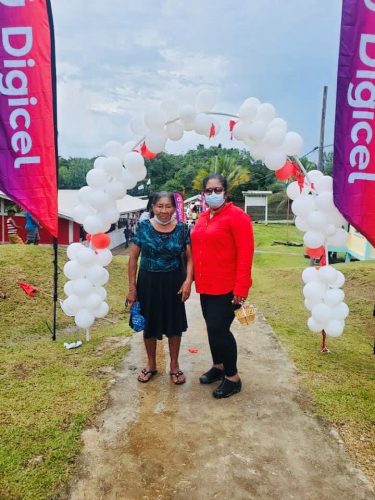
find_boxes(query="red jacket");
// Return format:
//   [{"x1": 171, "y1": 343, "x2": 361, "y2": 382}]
[{"x1": 191, "y1": 202, "x2": 254, "y2": 297}]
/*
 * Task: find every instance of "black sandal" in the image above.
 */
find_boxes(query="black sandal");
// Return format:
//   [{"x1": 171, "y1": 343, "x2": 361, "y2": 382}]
[
  {"x1": 170, "y1": 370, "x2": 186, "y2": 385},
  {"x1": 137, "y1": 368, "x2": 158, "y2": 383},
  {"x1": 199, "y1": 367, "x2": 224, "y2": 384}
]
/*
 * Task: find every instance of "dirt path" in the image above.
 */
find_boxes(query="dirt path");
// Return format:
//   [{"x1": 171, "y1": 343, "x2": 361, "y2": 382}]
[{"x1": 67, "y1": 293, "x2": 374, "y2": 500}]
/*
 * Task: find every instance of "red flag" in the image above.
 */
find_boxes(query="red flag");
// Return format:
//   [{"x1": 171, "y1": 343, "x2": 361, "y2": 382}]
[
  {"x1": 0, "y1": 1, "x2": 58, "y2": 236},
  {"x1": 275, "y1": 160, "x2": 298, "y2": 181},
  {"x1": 209, "y1": 123, "x2": 216, "y2": 138},
  {"x1": 18, "y1": 281, "x2": 38, "y2": 297},
  {"x1": 140, "y1": 142, "x2": 157, "y2": 159},
  {"x1": 229, "y1": 120, "x2": 237, "y2": 140}
]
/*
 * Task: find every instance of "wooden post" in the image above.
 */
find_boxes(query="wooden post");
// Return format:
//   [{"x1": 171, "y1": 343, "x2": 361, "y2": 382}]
[{"x1": 318, "y1": 86, "x2": 328, "y2": 172}]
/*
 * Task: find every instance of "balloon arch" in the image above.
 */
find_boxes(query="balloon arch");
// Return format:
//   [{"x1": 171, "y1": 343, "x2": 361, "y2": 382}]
[{"x1": 61, "y1": 90, "x2": 349, "y2": 347}]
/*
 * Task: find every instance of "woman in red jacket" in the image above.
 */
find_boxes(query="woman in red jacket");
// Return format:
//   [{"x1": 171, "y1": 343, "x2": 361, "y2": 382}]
[{"x1": 191, "y1": 174, "x2": 254, "y2": 398}]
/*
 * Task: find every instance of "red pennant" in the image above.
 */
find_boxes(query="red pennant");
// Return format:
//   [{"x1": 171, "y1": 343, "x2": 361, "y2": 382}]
[
  {"x1": 229, "y1": 120, "x2": 237, "y2": 140},
  {"x1": 275, "y1": 160, "x2": 298, "y2": 181},
  {"x1": 140, "y1": 142, "x2": 157, "y2": 159},
  {"x1": 305, "y1": 246, "x2": 325, "y2": 260},
  {"x1": 209, "y1": 123, "x2": 216, "y2": 138},
  {"x1": 18, "y1": 281, "x2": 38, "y2": 297},
  {"x1": 295, "y1": 170, "x2": 305, "y2": 192}
]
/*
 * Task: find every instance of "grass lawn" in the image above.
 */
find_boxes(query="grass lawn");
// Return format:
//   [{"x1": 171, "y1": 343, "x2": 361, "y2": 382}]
[
  {"x1": 0, "y1": 224, "x2": 374, "y2": 497},
  {"x1": 0, "y1": 245, "x2": 131, "y2": 499},
  {"x1": 251, "y1": 224, "x2": 375, "y2": 485}
]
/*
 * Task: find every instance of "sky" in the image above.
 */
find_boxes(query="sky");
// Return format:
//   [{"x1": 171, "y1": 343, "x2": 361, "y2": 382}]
[{"x1": 53, "y1": 0, "x2": 343, "y2": 162}]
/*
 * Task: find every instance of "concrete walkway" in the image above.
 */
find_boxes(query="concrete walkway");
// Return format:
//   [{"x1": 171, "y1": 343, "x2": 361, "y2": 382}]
[{"x1": 67, "y1": 293, "x2": 374, "y2": 500}]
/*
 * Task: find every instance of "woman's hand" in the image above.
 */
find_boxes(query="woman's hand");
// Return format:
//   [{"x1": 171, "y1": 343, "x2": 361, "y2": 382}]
[
  {"x1": 178, "y1": 280, "x2": 192, "y2": 302},
  {"x1": 126, "y1": 288, "x2": 137, "y2": 305},
  {"x1": 232, "y1": 294, "x2": 246, "y2": 305}
]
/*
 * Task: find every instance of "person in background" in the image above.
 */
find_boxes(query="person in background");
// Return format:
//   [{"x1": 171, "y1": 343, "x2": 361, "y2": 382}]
[
  {"x1": 124, "y1": 223, "x2": 131, "y2": 248},
  {"x1": 138, "y1": 194, "x2": 155, "y2": 223},
  {"x1": 6, "y1": 209, "x2": 24, "y2": 244},
  {"x1": 127, "y1": 192, "x2": 193, "y2": 385},
  {"x1": 191, "y1": 174, "x2": 254, "y2": 399},
  {"x1": 25, "y1": 212, "x2": 41, "y2": 245}
]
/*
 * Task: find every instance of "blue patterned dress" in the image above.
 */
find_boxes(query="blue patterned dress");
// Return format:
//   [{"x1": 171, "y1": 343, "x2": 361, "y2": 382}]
[{"x1": 132, "y1": 220, "x2": 190, "y2": 339}]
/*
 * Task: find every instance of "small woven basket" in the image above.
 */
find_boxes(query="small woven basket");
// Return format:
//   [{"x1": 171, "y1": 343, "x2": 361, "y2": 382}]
[{"x1": 235, "y1": 303, "x2": 256, "y2": 325}]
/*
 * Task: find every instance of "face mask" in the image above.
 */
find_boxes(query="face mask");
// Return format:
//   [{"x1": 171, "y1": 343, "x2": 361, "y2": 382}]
[
  {"x1": 154, "y1": 215, "x2": 173, "y2": 225},
  {"x1": 204, "y1": 192, "x2": 225, "y2": 209}
]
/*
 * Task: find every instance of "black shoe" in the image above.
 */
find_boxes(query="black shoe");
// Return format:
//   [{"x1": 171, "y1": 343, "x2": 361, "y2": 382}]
[
  {"x1": 199, "y1": 367, "x2": 225, "y2": 384},
  {"x1": 213, "y1": 378, "x2": 242, "y2": 399}
]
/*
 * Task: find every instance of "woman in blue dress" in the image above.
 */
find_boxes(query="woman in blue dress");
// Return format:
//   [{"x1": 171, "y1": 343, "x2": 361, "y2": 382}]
[{"x1": 127, "y1": 192, "x2": 193, "y2": 384}]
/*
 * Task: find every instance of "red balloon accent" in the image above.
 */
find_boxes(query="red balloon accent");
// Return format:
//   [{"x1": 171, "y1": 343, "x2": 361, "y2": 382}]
[
  {"x1": 275, "y1": 160, "x2": 298, "y2": 181},
  {"x1": 91, "y1": 232, "x2": 111, "y2": 249},
  {"x1": 85, "y1": 234, "x2": 91, "y2": 241},
  {"x1": 140, "y1": 142, "x2": 157, "y2": 159},
  {"x1": 305, "y1": 246, "x2": 325, "y2": 259}
]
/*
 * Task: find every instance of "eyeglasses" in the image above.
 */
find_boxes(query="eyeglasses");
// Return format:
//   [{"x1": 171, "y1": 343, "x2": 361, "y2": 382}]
[{"x1": 204, "y1": 187, "x2": 225, "y2": 195}]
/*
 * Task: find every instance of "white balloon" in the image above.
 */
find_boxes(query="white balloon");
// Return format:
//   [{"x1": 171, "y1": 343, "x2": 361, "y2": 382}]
[
  {"x1": 95, "y1": 248, "x2": 113, "y2": 266},
  {"x1": 181, "y1": 119, "x2": 195, "y2": 131},
  {"x1": 233, "y1": 121, "x2": 250, "y2": 141},
  {"x1": 61, "y1": 298, "x2": 75, "y2": 317},
  {"x1": 243, "y1": 97, "x2": 261, "y2": 109},
  {"x1": 72, "y1": 278, "x2": 93, "y2": 297},
  {"x1": 330, "y1": 270, "x2": 345, "y2": 289},
  {"x1": 67, "y1": 242, "x2": 85, "y2": 261},
  {"x1": 250, "y1": 143, "x2": 269, "y2": 161},
  {"x1": 263, "y1": 127, "x2": 286, "y2": 148},
  {"x1": 312, "y1": 303, "x2": 332, "y2": 323},
  {"x1": 84, "y1": 292, "x2": 103, "y2": 311},
  {"x1": 76, "y1": 246, "x2": 96, "y2": 267},
  {"x1": 315, "y1": 175, "x2": 333, "y2": 194},
  {"x1": 64, "y1": 261, "x2": 85, "y2": 280},
  {"x1": 324, "y1": 224, "x2": 337, "y2": 237},
  {"x1": 123, "y1": 141, "x2": 135, "y2": 154},
  {"x1": 133, "y1": 164, "x2": 147, "y2": 182},
  {"x1": 101, "y1": 206, "x2": 120, "y2": 224},
  {"x1": 269, "y1": 117, "x2": 287, "y2": 132},
  {"x1": 105, "y1": 181, "x2": 126, "y2": 200},
  {"x1": 304, "y1": 297, "x2": 322, "y2": 311},
  {"x1": 315, "y1": 191, "x2": 334, "y2": 212},
  {"x1": 307, "y1": 316, "x2": 325, "y2": 333},
  {"x1": 75, "y1": 309, "x2": 95, "y2": 329},
  {"x1": 318, "y1": 265, "x2": 338, "y2": 285},
  {"x1": 144, "y1": 109, "x2": 166, "y2": 131},
  {"x1": 129, "y1": 116, "x2": 147, "y2": 136},
  {"x1": 160, "y1": 99, "x2": 179, "y2": 120},
  {"x1": 286, "y1": 181, "x2": 302, "y2": 201},
  {"x1": 103, "y1": 140, "x2": 124, "y2": 158},
  {"x1": 93, "y1": 157, "x2": 106, "y2": 170},
  {"x1": 145, "y1": 132, "x2": 167, "y2": 154},
  {"x1": 305, "y1": 169, "x2": 324, "y2": 186},
  {"x1": 166, "y1": 121, "x2": 184, "y2": 141},
  {"x1": 326, "y1": 209, "x2": 347, "y2": 227},
  {"x1": 238, "y1": 100, "x2": 259, "y2": 121},
  {"x1": 85, "y1": 265, "x2": 109, "y2": 286},
  {"x1": 72, "y1": 204, "x2": 95, "y2": 224},
  {"x1": 304, "y1": 230, "x2": 325, "y2": 249},
  {"x1": 122, "y1": 170, "x2": 138, "y2": 189},
  {"x1": 78, "y1": 186, "x2": 94, "y2": 205},
  {"x1": 248, "y1": 120, "x2": 268, "y2": 140},
  {"x1": 179, "y1": 104, "x2": 196, "y2": 123},
  {"x1": 302, "y1": 266, "x2": 320, "y2": 284},
  {"x1": 86, "y1": 169, "x2": 109, "y2": 189},
  {"x1": 325, "y1": 319, "x2": 344, "y2": 337},
  {"x1": 196, "y1": 89, "x2": 217, "y2": 112},
  {"x1": 326, "y1": 228, "x2": 348, "y2": 246},
  {"x1": 88, "y1": 190, "x2": 111, "y2": 210},
  {"x1": 124, "y1": 152, "x2": 145, "y2": 173},
  {"x1": 264, "y1": 150, "x2": 287, "y2": 171},
  {"x1": 95, "y1": 301, "x2": 109, "y2": 318},
  {"x1": 63, "y1": 294, "x2": 85, "y2": 314},
  {"x1": 83, "y1": 215, "x2": 108, "y2": 235},
  {"x1": 194, "y1": 113, "x2": 212, "y2": 136},
  {"x1": 303, "y1": 281, "x2": 327, "y2": 300},
  {"x1": 323, "y1": 288, "x2": 345, "y2": 306},
  {"x1": 331, "y1": 302, "x2": 349, "y2": 320},
  {"x1": 295, "y1": 215, "x2": 310, "y2": 232},
  {"x1": 292, "y1": 195, "x2": 316, "y2": 217},
  {"x1": 256, "y1": 103, "x2": 276, "y2": 123},
  {"x1": 307, "y1": 210, "x2": 327, "y2": 232},
  {"x1": 102, "y1": 157, "x2": 123, "y2": 178},
  {"x1": 93, "y1": 286, "x2": 107, "y2": 301},
  {"x1": 282, "y1": 131, "x2": 303, "y2": 155},
  {"x1": 64, "y1": 280, "x2": 75, "y2": 296}
]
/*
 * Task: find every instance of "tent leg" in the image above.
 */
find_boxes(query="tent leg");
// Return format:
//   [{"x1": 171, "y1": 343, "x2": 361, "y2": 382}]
[{"x1": 52, "y1": 237, "x2": 58, "y2": 340}]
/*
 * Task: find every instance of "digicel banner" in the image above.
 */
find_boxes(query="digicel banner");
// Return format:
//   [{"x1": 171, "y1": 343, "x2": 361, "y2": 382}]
[
  {"x1": 333, "y1": 0, "x2": 375, "y2": 246},
  {"x1": 0, "y1": 0, "x2": 58, "y2": 236}
]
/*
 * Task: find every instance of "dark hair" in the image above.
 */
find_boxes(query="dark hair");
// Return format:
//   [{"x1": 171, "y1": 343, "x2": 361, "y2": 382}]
[
  {"x1": 202, "y1": 174, "x2": 228, "y2": 192},
  {"x1": 146, "y1": 194, "x2": 155, "y2": 211},
  {"x1": 152, "y1": 191, "x2": 176, "y2": 208}
]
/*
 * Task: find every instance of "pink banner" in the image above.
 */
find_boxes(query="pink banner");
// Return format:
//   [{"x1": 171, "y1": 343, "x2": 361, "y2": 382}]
[
  {"x1": 173, "y1": 192, "x2": 185, "y2": 222},
  {"x1": 0, "y1": 0, "x2": 58, "y2": 236},
  {"x1": 333, "y1": 0, "x2": 375, "y2": 246}
]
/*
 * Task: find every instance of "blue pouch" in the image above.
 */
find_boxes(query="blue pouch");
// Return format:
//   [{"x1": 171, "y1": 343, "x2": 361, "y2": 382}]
[{"x1": 129, "y1": 301, "x2": 145, "y2": 332}]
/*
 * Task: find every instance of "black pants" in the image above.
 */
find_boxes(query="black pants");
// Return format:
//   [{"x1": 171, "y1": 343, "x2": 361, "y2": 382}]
[{"x1": 200, "y1": 292, "x2": 237, "y2": 377}]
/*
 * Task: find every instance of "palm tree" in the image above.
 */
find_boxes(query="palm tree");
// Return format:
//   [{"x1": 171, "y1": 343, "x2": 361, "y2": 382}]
[{"x1": 192, "y1": 155, "x2": 250, "y2": 194}]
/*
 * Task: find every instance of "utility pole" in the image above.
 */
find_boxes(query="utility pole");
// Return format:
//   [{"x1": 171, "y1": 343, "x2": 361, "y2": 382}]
[{"x1": 318, "y1": 86, "x2": 328, "y2": 172}]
